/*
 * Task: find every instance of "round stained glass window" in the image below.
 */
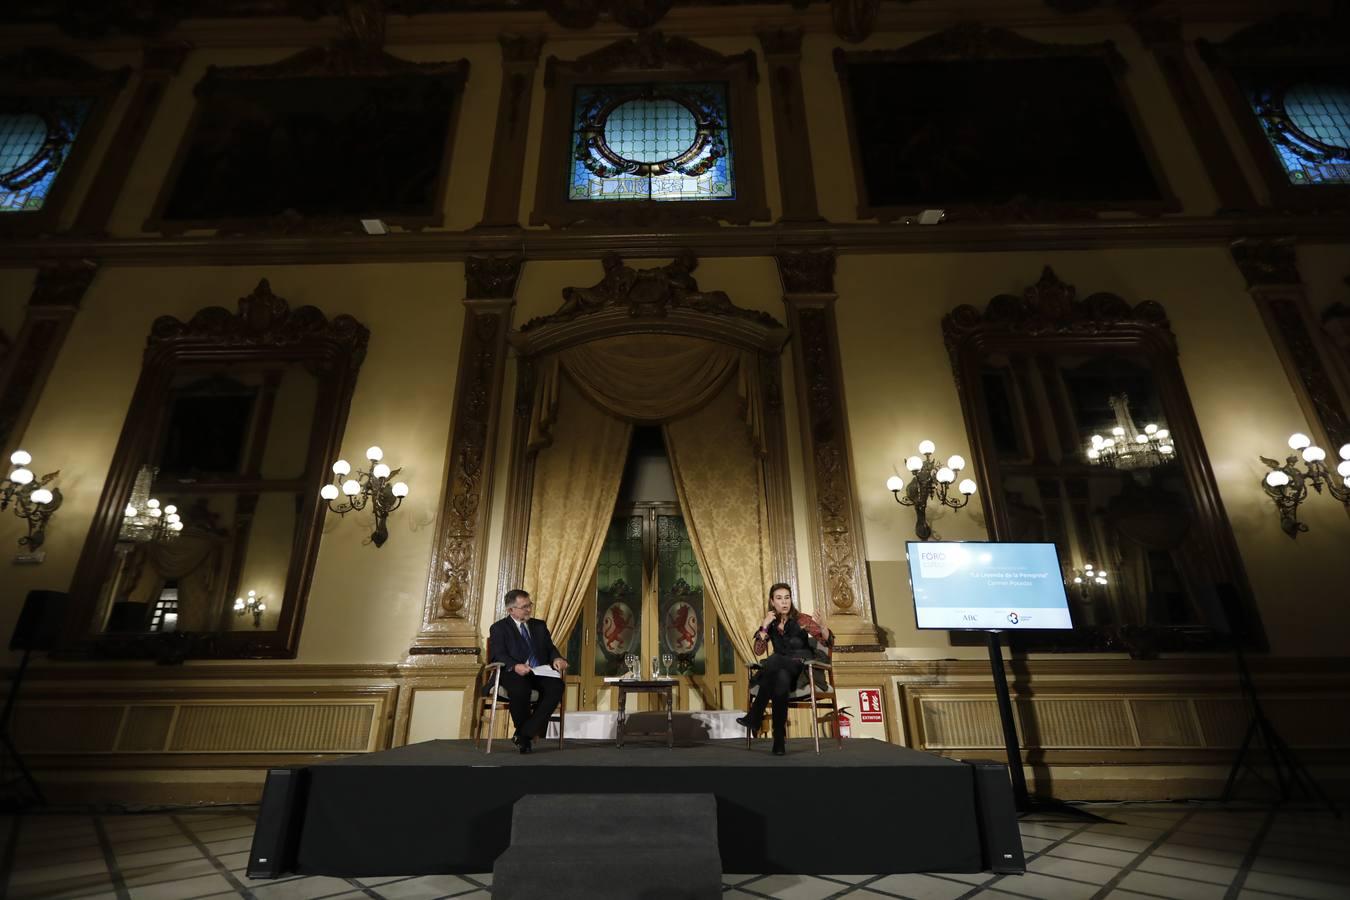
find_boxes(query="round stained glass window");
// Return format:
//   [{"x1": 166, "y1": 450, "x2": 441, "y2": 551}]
[
  {"x1": 602, "y1": 97, "x2": 698, "y2": 164},
  {"x1": 0, "y1": 113, "x2": 49, "y2": 178},
  {"x1": 1284, "y1": 83, "x2": 1350, "y2": 152}
]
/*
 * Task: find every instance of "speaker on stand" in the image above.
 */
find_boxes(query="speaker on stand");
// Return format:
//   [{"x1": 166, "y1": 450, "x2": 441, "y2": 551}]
[{"x1": 3, "y1": 590, "x2": 66, "y2": 809}]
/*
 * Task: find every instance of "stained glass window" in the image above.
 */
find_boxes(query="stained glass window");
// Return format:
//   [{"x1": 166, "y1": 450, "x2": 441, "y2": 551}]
[
  {"x1": 0, "y1": 98, "x2": 94, "y2": 213},
  {"x1": 569, "y1": 82, "x2": 735, "y2": 202},
  {"x1": 1241, "y1": 70, "x2": 1350, "y2": 186}
]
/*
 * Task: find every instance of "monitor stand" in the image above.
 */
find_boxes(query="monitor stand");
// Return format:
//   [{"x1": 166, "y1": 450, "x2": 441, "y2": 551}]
[{"x1": 985, "y1": 630, "x2": 1109, "y2": 823}]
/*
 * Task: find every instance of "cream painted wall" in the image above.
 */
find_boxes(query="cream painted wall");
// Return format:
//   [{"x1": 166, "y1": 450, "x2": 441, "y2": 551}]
[
  {"x1": 0, "y1": 263, "x2": 464, "y2": 665},
  {"x1": 834, "y1": 248, "x2": 1350, "y2": 659}
]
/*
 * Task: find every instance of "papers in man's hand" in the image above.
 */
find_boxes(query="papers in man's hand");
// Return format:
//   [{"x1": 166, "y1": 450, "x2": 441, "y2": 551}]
[{"x1": 531, "y1": 665, "x2": 562, "y2": 678}]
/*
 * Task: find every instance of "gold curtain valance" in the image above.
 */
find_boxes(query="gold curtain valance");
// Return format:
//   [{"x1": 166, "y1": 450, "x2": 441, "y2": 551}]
[{"x1": 527, "y1": 334, "x2": 765, "y2": 455}]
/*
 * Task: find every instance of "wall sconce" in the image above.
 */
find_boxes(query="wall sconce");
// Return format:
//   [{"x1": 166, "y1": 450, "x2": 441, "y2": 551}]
[
  {"x1": 1085, "y1": 395, "x2": 1174, "y2": 470},
  {"x1": 886, "y1": 439, "x2": 977, "y2": 540},
  {"x1": 2, "y1": 449, "x2": 62, "y2": 555},
  {"x1": 1260, "y1": 433, "x2": 1350, "y2": 538},
  {"x1": 233, "y1": 590, "x2": 266, "y2": 627},
  {"x1": 120, "y1": 465, "x2": 182, "y2": 543},
  {"x1": 1068, "y1": 563, "x2": 1111, "y2": 626},
  {"x1": 320, "y1": 445, "x2": 409, "y2": 548}
]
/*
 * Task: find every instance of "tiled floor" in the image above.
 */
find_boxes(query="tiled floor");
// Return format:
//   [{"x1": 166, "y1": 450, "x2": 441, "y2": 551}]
[{"x1": 2, "y1": 804, "x2": 1347, "y2": 899}]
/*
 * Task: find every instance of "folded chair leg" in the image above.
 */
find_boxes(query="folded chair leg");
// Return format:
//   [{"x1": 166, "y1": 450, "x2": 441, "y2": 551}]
[
  {"x1": 486, "y1": 698, "x2": 497, "y2": 755},
  {"x1": 558, "y1": 696, "x2": 566, "y2": 751},
  {"x1": 809, "y1": 687, "x2": 821, "y2": 754}
]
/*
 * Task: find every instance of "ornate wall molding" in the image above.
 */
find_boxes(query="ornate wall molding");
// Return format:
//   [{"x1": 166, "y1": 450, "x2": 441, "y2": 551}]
[
  {"x1": 0, "y1": 260, "x2": 98, "y2": 453},
  {"x1": 757, "y1": 27, "x2": 821, "y2": 223},
  {"x1": 412, "y1": 256, "x2": 521, "y2": 655},
  {"x1": 479, "y1": 34, "x2": 544, "y2": 228},
  {"x1": 776, "y1": 249, "x2": 880, "y2": 647},
  {"x1": 1231, "y1": 239, "x2": 1350, "y2": 454}
]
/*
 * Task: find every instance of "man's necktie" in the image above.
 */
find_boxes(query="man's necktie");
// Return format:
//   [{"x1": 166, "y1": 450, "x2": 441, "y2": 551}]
[{"x1": 519, "y1": 620, "x2": 538, "y2": 668}]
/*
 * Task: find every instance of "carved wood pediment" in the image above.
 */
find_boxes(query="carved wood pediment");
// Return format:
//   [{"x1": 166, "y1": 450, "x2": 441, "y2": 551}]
[
  {"x1": 512, "y1": 251, "x2": 785, "y2": 355},
  {"x1": 197, "y1": 46, "x2": 467, "y2": 89},
  {"x1": 546, "y1": 30, "x2": 757, "y2": 84},
  {"x1": 835, "y1": 22, "x2": 1125, "y2": 71},
  {"x1": 148, "y1": 278, "x2": 370, "y2": 365},
  {"x1": 943, "y1": 266, "x2": 1171, "y2": 353}
]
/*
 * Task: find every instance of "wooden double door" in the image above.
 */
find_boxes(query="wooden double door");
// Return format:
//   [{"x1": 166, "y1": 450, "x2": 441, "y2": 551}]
[{"x1": 564, "y1": 501, "x2": 743, "y2": 712}]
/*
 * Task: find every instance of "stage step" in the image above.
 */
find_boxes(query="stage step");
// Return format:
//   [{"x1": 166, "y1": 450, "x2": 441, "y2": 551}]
[{"x1": 493, "y1": 793, "x2": 721, "y2": 899}]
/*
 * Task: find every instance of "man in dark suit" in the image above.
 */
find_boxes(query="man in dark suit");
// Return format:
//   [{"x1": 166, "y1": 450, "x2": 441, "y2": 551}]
[{"x1": 488, "y1": 589, "x2": 568, "y2": 754}]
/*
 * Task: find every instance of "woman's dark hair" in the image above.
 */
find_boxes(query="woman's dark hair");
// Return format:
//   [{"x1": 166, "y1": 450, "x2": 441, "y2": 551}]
[{"x1": 767, "y1": 582, "x2": 797, "y2": 624}]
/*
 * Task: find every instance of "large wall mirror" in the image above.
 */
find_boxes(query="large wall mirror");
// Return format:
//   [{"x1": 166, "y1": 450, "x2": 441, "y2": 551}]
[
  {"x1": 60, "y1": 280, "x2": 368, "y2": 660},
  {"x1": 945, "y1": 268, "x2": 1264, "y2": 654}
]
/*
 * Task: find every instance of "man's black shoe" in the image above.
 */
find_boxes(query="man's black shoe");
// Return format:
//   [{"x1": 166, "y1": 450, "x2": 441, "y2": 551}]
[
  {"x1": 519, "y1": 738, "x2": 533, "y2": 755},
  {"x1": 736, "y1": 715, "x2": 756, "y2": 730}
]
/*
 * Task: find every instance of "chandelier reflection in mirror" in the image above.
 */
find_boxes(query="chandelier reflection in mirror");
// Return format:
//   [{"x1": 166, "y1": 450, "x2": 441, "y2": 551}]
[
  {"x1": 570, "y1": 83, "x2": 734, "y2": 201},
  {"x1": 1260, "y1": 433, "x2": 1350, "y2": 537},
  {"x1": 1084, "y1": 394, "x2": 1174, "y2": 470},
  {"x1": 886, "y1": 439, "x2": 977, "y2": 541},
  {"x1": 233, "y1": 590, "x2": 265, "y2": 628},
  {"x1": 119, "y1": 465, "x2": 182, "y2": 543},
  {"x1": 2, "y1": 449, "x2": 62, "y2": 554},
  {"x1": 320, "y1": 446, "x2": 409, "y2": 548}
]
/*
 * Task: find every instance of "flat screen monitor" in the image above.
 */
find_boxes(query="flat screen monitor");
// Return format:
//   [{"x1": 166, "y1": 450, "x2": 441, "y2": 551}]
[{"x1": 905, "y1": 541, "x2": 1074, "y2": 630}]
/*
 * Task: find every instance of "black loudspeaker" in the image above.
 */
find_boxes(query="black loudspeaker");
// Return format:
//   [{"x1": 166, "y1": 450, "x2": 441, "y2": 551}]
[
  {"x1": 966, "y1": 759, "x2": 1026, "y2": 873},
  {"x1": 9, "y1": 591, "x2": 67, "y2": 652},
  {"x1": 247, "y1": 768, "x2": 309, "y2": 879}
]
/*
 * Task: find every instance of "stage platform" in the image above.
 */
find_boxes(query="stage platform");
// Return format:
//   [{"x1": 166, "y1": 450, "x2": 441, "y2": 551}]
[{"x1": 288, "y1": 738, "x2": 1005, "y2": 877}]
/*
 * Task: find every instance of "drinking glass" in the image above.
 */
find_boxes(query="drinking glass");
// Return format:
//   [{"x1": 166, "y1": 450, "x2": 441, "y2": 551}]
[{"x1": 661, "y1": 652, "x2": 674, "y2": 678}]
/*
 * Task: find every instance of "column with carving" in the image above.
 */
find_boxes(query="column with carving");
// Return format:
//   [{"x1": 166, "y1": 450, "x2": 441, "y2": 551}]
[
  {"x1": 757, "y1": 28, "x2": 820, "y2": 222},
  {"x1": 0, "y1": 260, "x2": 98, "y2": 452},
  {"x1": 1231, "y1": 239, "x2": 1350, "y2": 453},
  {"x1": 73, "y1": 44, "x2": 191, "y2": 235},
  {"x1": 777, "y1": 249, "x2": 883, "y2": 649},
  {"x1": 478, "y1": 35, "x2": 545, "y2": 228},
  {"x1": 408, "y1": 256, "x2": 521, "y2": 658}
]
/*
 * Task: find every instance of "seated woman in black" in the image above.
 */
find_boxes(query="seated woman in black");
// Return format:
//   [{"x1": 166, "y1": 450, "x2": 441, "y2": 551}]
[{"x1": 737, "y1": 582, "x2": 832, "y2": 755}]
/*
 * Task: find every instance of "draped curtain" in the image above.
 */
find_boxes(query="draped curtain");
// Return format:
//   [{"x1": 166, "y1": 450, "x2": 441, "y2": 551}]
[
  {"x1": 521, "y1": 334, "x2": 773, "y2": 663},
  {"x1": 126, "y1": 531, "x2": 224, "y2": 631},
  {"x1": 664, "y1": 382, "x2": 772, "y2": 665}
]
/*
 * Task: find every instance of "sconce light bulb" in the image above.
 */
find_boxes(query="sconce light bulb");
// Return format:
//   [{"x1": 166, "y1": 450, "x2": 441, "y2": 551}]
[
  {"x1": 320, "y1": 483, "x2": 340, "y2": 501},
  {"x1": 1073, "y1": 577, "x2": 1083, "y2": 584},
  {"x1": 372, "y1": 463, "x2": 391, "y2": 479},
  {"x1": 958, "y1": 478, "x2": 977, "y2": 495},
  {"x1": 30, "y1": 488, "x2": 53, "y2": 504},
  {"x1": 1144, "y1": 424, "x2": 1158, "y2": 435},
  {"x1": 1159, "y1": 444, "x2": 1174, "y2": 455},
  {"x1": 1096, "y1": 577, "x2": 1108, "y2": 585},
  {"x1": 946, "y1": 454, "x2": 965, "y2": 471},
  {"x1": 164, "y1": 505, "x2": 176, "y2": 515},
  {"x1": 1136, "y1": 434, "x2": 1149, "y2": 444},
  {"x1": 169, "y1": 521, "x2": 183, "y2": 532},
  {"x1": 1337, "y1": 460, "x2": 1350, "y2": 478},
  {"x1": 918, "y1": 440, "x2": 936, "y2": 455},
  {"x1": 234, "y1": 598, "x2": 244, "y2": 610},
  {"x1": 125, "y1": 504, "x2": 138, "y2": 517},
  {"x1": 1303, "y1": 446, "x2": 1326, "y2": 463},
  {"x1": 9, "y1": 449, "x2": 32, "y2": 466},
  {"x1": 905, "y1": 455, "x2": 922, "y2": 472},
  {"x1": 147, "y1": 498, "x2": 160, "y2": 509},
  {"x1": 885, "y1": 475, "x2": 904, "y2": 492},
  {"x1": 247, "y1": 590, "x2": 256, "y2": 597},
  {"x1": 149, "y1": 507, "x2": 161, "y2": 517},
  {"x1": 1103, "y1": 438, "x2": 1115, "y2": 448},
  {"x1": 342, "y1": 479, "x2": 361, "y2": 496},
  {"x1": 936, "y1": 466, "x2": 955, "y2": 484},
  {"x1": 1156, "y1": 429, "x2": 1170, "y2": 440},
  {"x1": 1086, "y1": 448, "x2": 1100, "y2": 460},
  {"x1": 165, "y1": 513, "x2": 180, "y2": 524},
  {"x1": 9, "y1": 467, "x2": 33, "y2": 485},
  {"x1": 1339, "y1": 443, "x2": 1350, "y2": 461},
  {"x1": 257, "y1": 603, "x2": 265, "y2": 612},
  {"x1": 1265, "y1": 470, "x2": 1290, "y2": 488},
  {"x1": 1091, "y1": 434, "x2": 1104, "y2": 447},
  {"x1": 332, "y1": 459, "x2": 351, "y2": 476},
  {"x1": 1085, "y1": 563, "x2": 1094, "y2": 570},
  {"x1": 391, "y1": 481, "x2": 409, "y2": 498},
  {"x1": 1111, "y1": 426, "x2": 1125, "y2": 436},
  {"x1": 365, "y1": 446, "x2": 384, "y2": 462},
  {"x1": 1288, "y1": 432, "x2": 1311, "y2": 451}
]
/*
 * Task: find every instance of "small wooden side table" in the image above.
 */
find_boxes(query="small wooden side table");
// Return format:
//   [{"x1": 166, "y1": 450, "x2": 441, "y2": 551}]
[{"x1": 614, "y1": 679, "x2": 676, "y2": 748}]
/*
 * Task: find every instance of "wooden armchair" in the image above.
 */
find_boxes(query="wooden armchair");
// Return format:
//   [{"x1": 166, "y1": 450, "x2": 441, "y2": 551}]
[
  {"x1": 471, "y1": 646, "x2": 566, "y2": 754},
  {"x1": 743, "y1": 658, "x2": 843, "y2": 754}
]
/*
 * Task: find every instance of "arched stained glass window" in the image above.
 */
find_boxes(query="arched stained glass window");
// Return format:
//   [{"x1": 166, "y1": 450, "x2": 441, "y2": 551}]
[
  {"x1": 0, "y1": 98, "x2": 94, "y2": 213},
  {"x1": 569, "y1": 82, "x2": 735, "y2": 201},
  {"x1": 1244, "y1": 76, "x2": 1350, "y2": 186}
]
